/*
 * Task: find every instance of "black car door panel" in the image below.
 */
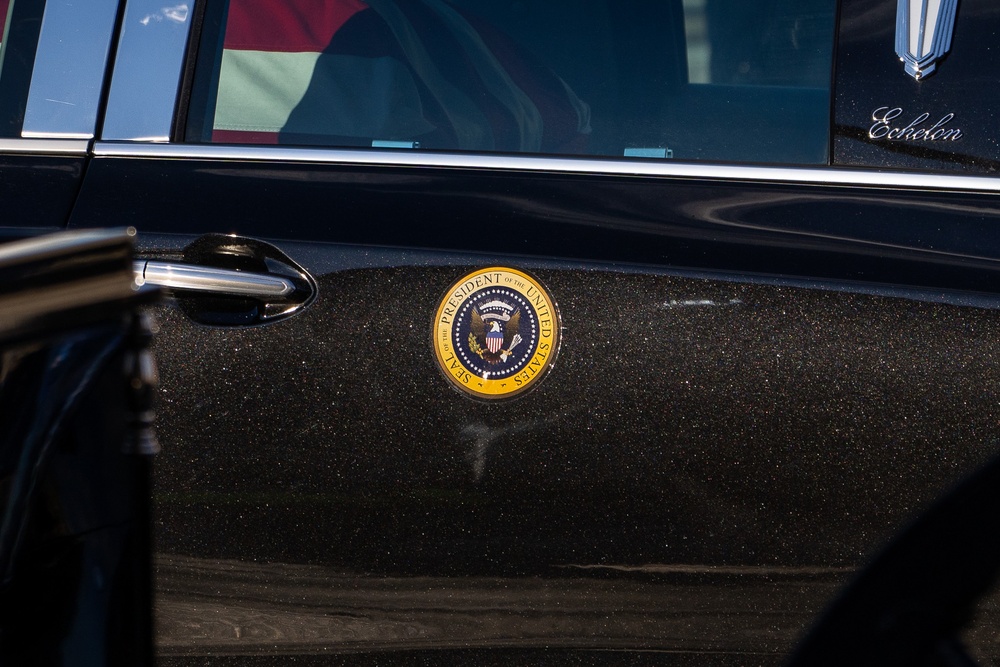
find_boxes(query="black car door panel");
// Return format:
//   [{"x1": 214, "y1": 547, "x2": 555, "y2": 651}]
[{"x1": 53, "y1": 0, "x2": 1000, "y2": 661}]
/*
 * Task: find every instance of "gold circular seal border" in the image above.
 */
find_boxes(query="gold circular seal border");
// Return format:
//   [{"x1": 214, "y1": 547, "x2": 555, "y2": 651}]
[{"x1": 433, "y1": 267, "x2": 561, "y2": 400}]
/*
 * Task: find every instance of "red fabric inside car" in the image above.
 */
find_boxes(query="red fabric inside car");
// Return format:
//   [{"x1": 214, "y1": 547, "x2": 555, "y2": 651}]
[{"x1": 212, "y1": 0, "x2": 590, "y2": 153}]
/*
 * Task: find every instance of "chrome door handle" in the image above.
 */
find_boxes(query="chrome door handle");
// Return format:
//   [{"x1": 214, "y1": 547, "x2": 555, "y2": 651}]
[
  {"x1": 134, "y1": 234, "x2": 316, "y2": 326},
  {"x1": 134, "y1": 260, "x2": 296, "y2": 299}
]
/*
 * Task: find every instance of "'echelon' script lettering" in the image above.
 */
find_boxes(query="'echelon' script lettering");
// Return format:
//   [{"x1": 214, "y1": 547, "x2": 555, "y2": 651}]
[{"x1": 869, "y1": 107, "x2": 962, "y2": 141}]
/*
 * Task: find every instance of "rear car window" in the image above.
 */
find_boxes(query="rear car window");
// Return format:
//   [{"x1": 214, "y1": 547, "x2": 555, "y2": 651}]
[{"x1": 187, "y1": 0, "x2": 836, "y2": 165}]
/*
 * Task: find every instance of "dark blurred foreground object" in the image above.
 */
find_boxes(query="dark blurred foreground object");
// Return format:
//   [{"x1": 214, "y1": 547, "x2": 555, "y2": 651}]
[
  {"x1": 787, "y1": 444, "x2": 1000, "y2": 666},
  {"x1": 0, "y1": 229, "x2": 158, "y2": 666}
]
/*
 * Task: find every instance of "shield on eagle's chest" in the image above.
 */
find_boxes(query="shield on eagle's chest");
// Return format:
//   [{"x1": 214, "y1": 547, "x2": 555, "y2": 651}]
[{"x1": 486, "y1": 324, "x2": 504, "y2": 353}]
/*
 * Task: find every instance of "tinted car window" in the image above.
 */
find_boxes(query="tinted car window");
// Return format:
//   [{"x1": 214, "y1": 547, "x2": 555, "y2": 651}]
[
  {"x1": 0, "y1": 1, "x2": 11, "y2": 49},
  {"x1": 187, "y1": 0, "x2": 836, "y2": 164}
]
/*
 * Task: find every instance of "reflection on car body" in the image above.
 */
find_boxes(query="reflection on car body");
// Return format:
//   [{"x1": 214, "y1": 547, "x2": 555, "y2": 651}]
[
  {"x1": 0, "y1": 229, "x2": 157, "y2": 665},
  {"x1": 3, "y1": 0, "x2": 1000, "y2": 664}
]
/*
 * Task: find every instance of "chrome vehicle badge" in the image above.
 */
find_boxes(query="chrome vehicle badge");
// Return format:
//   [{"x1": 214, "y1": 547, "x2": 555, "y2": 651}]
[
  {"x1": 433, "y1": 267, "x2": 560, "y2": 400},
  {"x1": 895, "y1": 0, "x2": 958, "y2": 80}
]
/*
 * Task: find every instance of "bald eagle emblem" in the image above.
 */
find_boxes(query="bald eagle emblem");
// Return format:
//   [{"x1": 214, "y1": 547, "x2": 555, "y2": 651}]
[
  {"x1": 433, "y1": 267, "x2": 560, "y2": 400},
  {"x1": 469, "y1": 307, "x2": 523, "y2": 364}
]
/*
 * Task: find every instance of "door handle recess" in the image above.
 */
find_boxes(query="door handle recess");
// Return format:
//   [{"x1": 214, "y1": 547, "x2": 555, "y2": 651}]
[
  {"x1": 135, "y1": 234, "x2": 317, "y2": 326},
  {"x1": 134, "y1": 260, "x2": 296, "y2": 299}
]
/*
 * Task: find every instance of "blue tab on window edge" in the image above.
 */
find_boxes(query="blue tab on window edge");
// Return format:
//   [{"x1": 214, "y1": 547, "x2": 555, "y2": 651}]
[
  {"x1": 372, "y1": 140, "x2": 420, "y2": 149},
  {"x1": 624, "y1": 147, "x2": 673, "y2": 158}
]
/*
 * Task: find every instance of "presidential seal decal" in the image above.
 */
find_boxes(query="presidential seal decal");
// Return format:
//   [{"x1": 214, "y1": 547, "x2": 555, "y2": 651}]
[{"x1": 433, "y1": 267, "x2": 560, "y2": 400}]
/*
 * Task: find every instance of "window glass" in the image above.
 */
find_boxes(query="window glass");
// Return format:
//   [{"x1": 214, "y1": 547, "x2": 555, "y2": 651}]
[
  {"x1": 683, "y1": 0, "x2": 834, "y2": 87},
  {"x1": 189, "y1": 0, "x2": 836, "y2": 165},
  {"x1": 0, "y1": 1, "x2": 13, "y2": 62},
  {"x1": 0, "y1": 0, "x2": 46, "y2": 137}
]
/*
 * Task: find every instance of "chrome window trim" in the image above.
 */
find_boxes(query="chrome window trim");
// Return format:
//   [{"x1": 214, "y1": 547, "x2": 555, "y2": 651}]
[
  {"x1": 102, "y1": 0, "x2": 197, "y2": 142},
  {"x1": 94, "y1": 142, "x2": 1000, "y2": 194},
  {"x1": 22, "y1": 0, "x2": 121, "y2": 139},
  {"x1": 0, "y1": 138, "x2": 89, "y2": 155}
]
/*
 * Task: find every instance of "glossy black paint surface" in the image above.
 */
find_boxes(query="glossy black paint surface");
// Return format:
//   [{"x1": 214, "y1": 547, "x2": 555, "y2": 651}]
[
  {"x1": 157, "y1": 650, "x2": 787, "y2": 667},
  {"x1": 154, "y1": 552, "x2": 843, "y2": 661},
  {"x1": 66, "y1": 141, "x2": 1000, "y2": 660},
  {"x1": 41, "y1": 0, "x2": 1000, "y2": 661},
  {"x1": 141, "y1": 251, "x2": 1000, "y2": 658},
  {"x1": 0, "y1": 329, "x2": 151, "y2": 666},
  {"x1": 0, "y1": 227, "x2": 136, "y2": 343},
  {"x1": 789, "y1": 449, "x2": 1000, "y2": 667},
  {"x1": 75, "y1": 157, "x2": 1000, "y2": 289},
  {"x1": 151, "y1": 262, "x2": 1000, "y2": 570},
  {"x1": 834, "y1": 0, "x2": 1000, "y2": 171},
  {"x1": 0, "y1": 231, "x2": 155, "y2": 666},
  {"x1": 0, "y1": 156, "x2": 83, "y2": 228}
]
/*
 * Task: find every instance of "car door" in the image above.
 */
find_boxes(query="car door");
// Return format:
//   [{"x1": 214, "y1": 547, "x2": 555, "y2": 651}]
[{"x1": 68, "y1": 0, "x2": 1000, "y2": 662}]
